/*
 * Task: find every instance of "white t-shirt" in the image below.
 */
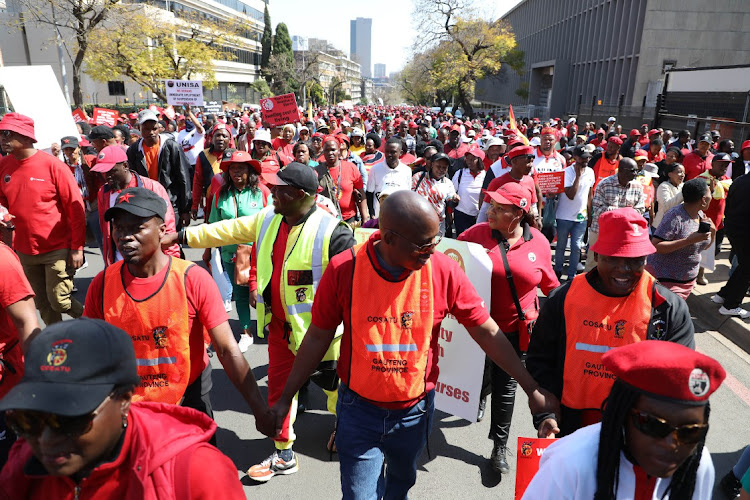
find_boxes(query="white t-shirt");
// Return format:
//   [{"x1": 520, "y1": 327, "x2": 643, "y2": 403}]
[
  {"x1": 533, "y1": 149, "x2": 566, "y2": 174},
  {"x1": 177, "y1": 128, "x2": 205, "y2": 166},
  {"x1": 366, "y1": 161, "x2": 412, "y2": 216},
  {"x1": 556, "y1": 166, "x2": 595, "y2": 222},
  {"x1": 522, "y1": 423, "x2": 714, "y2": 500},
  {"x1": 452, "y1": 168, "x2": 485, "y2": 216}
]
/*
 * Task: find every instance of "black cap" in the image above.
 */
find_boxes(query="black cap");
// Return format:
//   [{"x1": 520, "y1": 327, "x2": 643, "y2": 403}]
[
  {"x1": 0, "y1": 319, "x2": 140, "y2": 416},
  {"x1": 712, "y1": 152, "x2": 732, "y2": 162},
  {"x1": 262, "y1": 162, "x2": 319, "y2": 194},
  {"x1": 573, "y1": 145, "x2": 591, "y2": 158},
  {"x1": 60, "y1": 136, "x2": 79, "y2": 149},
  {"x1": 88, "y1": 125, "x2": 115, "y2": 140},
  {"x1": 430, "y1": 152, "x2": 451, "y2": 165},
  {"x1": 104, "y1": 187, "x2": 167, "y2": 221},
  {"x1": 698, "y1": 134, "x2": 713, "y2": 144}
]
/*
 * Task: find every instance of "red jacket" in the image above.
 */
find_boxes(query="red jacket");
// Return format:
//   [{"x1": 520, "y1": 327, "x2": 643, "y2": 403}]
[
  {"x1": 98, "y1": 172, "x2": 180, "y2": 266},
  {"x1": 0, "y1": 402, "x2": 245, "y2": 500}
]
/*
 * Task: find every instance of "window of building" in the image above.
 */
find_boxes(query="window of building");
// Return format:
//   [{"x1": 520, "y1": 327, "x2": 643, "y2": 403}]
[{"x1": 108, "y1": 81, "x2": 126, "y2": 96}]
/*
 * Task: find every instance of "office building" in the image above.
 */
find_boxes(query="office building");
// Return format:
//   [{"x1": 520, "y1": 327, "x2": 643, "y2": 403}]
[
  {"x1": 350, "y1": 17, "x2": 372, "y2": 78},
  {"x1": 374, "y1": 63, "x2": 386, "y2": 79}
]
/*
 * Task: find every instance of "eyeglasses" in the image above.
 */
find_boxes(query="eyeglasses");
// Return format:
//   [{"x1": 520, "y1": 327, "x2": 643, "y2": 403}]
[
  {"x1": 386, "y1": 228, "x2": 442, "y2": 254},
  {"x1": 630, "y1": 409, "x2": 708, "y2": 445},
  {"x1": 6, "y1": 393, "x2": 114, "y2": 438}
]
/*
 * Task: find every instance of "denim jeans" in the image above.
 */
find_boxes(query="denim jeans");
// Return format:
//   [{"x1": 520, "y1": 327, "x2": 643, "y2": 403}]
[
  {"x1": 555, "y1": 218, "x2": 587, "y2": 279},
  {"x1": 336, "y1": 384, "x2": 435, "y2": 500}
]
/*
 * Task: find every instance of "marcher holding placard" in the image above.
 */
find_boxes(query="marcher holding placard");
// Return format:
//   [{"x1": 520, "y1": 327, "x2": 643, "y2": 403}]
[{"x1": 459, "y1": 183, "x2": 559, "y2": 474}]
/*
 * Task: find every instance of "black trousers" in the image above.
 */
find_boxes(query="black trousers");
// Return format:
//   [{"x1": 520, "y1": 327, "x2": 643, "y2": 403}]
[
  {"x1": 719, "y1": 235, "x2": 750, "y2": 309},
  {"x1": 485, "y1": 332, "x2": 525, "y2": 446},
  {"x1": 453, "y1": 210, "x2": 477, "y2": 237},
  {"x1": 181, "y1": 363, "x2": 216, "y2": 446}
]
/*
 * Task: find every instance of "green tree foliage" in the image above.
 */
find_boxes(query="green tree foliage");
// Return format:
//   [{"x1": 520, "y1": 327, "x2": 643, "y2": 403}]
[
  {"x1": 250, "y1": 80, "x2": 274, "y2": 99},
  {"x1": 272, "y1": 23, "x2": 294, "y2": 64},
  {"x1": 261, "y1": 5, "x2": 273, "y2": 80}
]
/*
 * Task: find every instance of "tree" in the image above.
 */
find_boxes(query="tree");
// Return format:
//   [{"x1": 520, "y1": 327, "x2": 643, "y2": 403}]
[
  {"x1": 411, "y1": 0, "x2": 525, "y2": 117},
  {"x1": 86, "y1": 5, "x2": 240, "y2": 102},
  {"x1": 262, "y1": 23, "x2": 298, "y2": 96},
  {"x1": 260, "y1": 5, "x2": 273, "y2": 79},
  {"x1": 8, "y1": 0, "x2": 120, "y2": 107},
  {"x1": 272, "y1": 23, "x2": 294, "y2": 64},
  {"x1": 308, "y1": 82, "x2": 326, "y2": 106},
  {"x1": 250, "y1": 80, "x2": 273, "y2": 99}
]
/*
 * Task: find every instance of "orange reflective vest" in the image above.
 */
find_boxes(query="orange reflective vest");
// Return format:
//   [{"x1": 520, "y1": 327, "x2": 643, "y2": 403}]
[
  {"x1": 593, "y1": 154, "x2": 620, "y2": 189},
  {"x1": 561, "y1": 272, "x2": 656, "y2": 411},
  {"x1": 348, "y1": 244, "x2": 434, "y2": 404},
  {"x1": 103, "y1": 258, "x2": 193, "y2": 404}
]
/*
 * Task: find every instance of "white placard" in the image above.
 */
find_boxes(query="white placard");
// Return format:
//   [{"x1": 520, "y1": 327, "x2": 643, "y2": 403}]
[
  {"x1": 353, "y1": 229, "x2": 491, "y2": 422},
  {"x1": 165, "y1": 79, "x2": 204, "y2": 106}
]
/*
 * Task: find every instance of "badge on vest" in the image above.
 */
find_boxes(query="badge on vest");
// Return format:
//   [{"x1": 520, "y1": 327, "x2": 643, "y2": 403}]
[
  {"x1": 614, "y1": 320, "x2": 626, "y2": 339},
  {"x1": 401, "y1": 311, "x2": 414, "y2": 329},
  {"x1": 287, "y1": 270, "x2": 313, "y2": 286},
  {"x1": 153, "y1": 326, "x2": 168, "y2": 348},
  {"x1": 295, "y1": 287, "x2": 307, "y2": 302}
]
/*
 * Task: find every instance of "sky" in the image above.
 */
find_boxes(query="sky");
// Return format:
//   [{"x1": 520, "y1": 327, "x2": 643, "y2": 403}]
[{"x1": 273, "y1": 0, "x2": 524, "y2": 75}]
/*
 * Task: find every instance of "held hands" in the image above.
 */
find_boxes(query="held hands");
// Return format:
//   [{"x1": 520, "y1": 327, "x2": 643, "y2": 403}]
[
  {"x1": 161, "y1": 232, "x2": 179, "y2": 249},
  {"x1": 255, "y1": 399, "x2": 292, "y2": 438},
  {"x1": 529, "y1": 386, "x2": 561, "y2": 438},
  {"x1": 538, "y1": 418, "x2": 561, "y2": 439}
]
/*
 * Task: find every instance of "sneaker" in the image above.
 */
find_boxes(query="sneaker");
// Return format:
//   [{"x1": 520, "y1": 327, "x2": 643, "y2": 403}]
[
  {"x1": 247, "y1": 451, "x2": 298, "y2": 482},
  {"x1": 719, "y1": 306, "x2": 750, "y2": 319},
  {"x1": 223, "y1": 299, "x2": 233, "y2": 313},
  {"x1": 238, "y1": 334, "x2": 253, "y2": 353},
  {"x1": 711, "y1": 294, "x2": 725, "y2": 305},
  {"x1": 490, "y1": 442, "x2": 510, "y2": 474},
  {"x1": 719, "y1": 470, "x2": 741, "y2": 499}
]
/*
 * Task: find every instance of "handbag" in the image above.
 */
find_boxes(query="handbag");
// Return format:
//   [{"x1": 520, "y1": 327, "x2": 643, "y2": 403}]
[
  {"x1": 497, "y1": 235, "x2": 538, "y2": 351},
  {"x1": 233, "y1": 244, "x2": 253, "y2": 286}
]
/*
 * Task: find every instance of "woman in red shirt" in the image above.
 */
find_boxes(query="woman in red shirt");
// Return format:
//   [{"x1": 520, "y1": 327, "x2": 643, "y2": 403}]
[{"x1": 458, "y1": 182, "x2": 559, "y2": 475}]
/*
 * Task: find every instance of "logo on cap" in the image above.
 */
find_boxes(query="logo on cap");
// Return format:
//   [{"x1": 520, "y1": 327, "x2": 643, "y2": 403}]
[
  {"x1": 631, "y1": 223, "x2": 642, "y2": 236},
  {"x1": 152, "y1": 326, "x2": 168, "y2": 349},
  {"x1": 688, "y1": 368, "x2": 710, "y2": 397},
  {"x1": 119, "y1": 192, "x2": 134, "y2": 203},
  {"x1": 63, "y1": 138, "x2": 70, "y2": 144},
  {"x1": 44, "y1": 339, "x2": 72, "y2": 372},
  {"x1": 98, "y1": 152, "x2": 105, "y2": 161},
  {"x1": 519, "y1": 198, "x2": 528, "y2": 209}
]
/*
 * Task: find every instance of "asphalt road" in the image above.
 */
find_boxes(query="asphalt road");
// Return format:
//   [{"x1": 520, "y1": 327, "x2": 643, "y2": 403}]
[{"x1": 67, "y1": 243, "x2": 750, "y2": 499}]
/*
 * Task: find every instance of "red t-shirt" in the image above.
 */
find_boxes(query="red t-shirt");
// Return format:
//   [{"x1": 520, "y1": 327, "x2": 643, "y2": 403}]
[
  {"x1": 271, "y1": 138, "x2": 295, "y2": 165},
  {"x1": 0, "y1": 151, "x2": 86, "y2": 254},
  {"x1": 483, "y1": 172, "x2": 538, "y2": 204},
  {"x1": 682, "y1": 151, "x2": 713, "y2": 180},
  {"x1": 325, "y1": 161, "x2": 364, "y2": 220},
  {"x1": 458, "y1": 223, "x2": 559, "y2": 333},
  {"x1": 445, "y1": 142, "x2": 470, "y2": 159},
  {"x1": 83, "y1": 258, "x2": 227, "y2": 383},
  {"x1": 312, "y1": 232, "x2": 490, "y2": 409}
]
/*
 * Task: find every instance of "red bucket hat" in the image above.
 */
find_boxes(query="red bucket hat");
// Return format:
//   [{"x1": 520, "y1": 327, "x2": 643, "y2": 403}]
[
  {"x1": 0, "y1": 112, "x2": 36, "y2": 142},
  {"x1": 220, "y1": 150, "x2": 261, "y2": 174},
  {"x1": 485, "y1": 182, "x2": 533, "y2": 213},
  {"x1": 591, "y1": 208, "x2": 656, "y2": 257}
]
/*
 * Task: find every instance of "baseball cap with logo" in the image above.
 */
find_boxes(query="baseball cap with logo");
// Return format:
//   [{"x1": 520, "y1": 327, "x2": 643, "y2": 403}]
[
  {"x1": 60, "y1": 136, "x2": 80, "y2": 150},
  {"x1": 90, "y1": 145, "x2": 128, "y2": 173},
  {"x1": 262, "y1": 161, "x2": 319, "y2": 195},
  {"x1": 591, "y1": 207, "x2": 656, "y2": 257},
  {"x1": 104, "y1": 187, "x2": 167, "y2": 221},
  {"x1": 0, "y1": 318, "x2": 140, "y2": 416},
  {"x1": 485, "y1": 182, "x2": 533, "y2": 213}
]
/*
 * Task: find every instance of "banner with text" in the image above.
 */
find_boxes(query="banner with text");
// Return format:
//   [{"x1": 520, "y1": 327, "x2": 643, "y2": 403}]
[
  {"x1": 165, "y1": 79, "x2": 204, "y2": 106},
  {"x1": 536, "y1": 171, "x2": 565, "y2": 195},
  {"x1": 71, "y1": 108, "x2": 87, "y2": 123},
  {"x1": 260, "y1": 93, "x2": 299, "y2": 127},
  {"x1": 353, "y1": 229, "x2": 491, "y2": 422},
  {"x1": 92, "y1": 107, "x2": 118, "y2": 127},
  {"x1": 515, "y1": 437, "x2": 556, "y2": 499}
]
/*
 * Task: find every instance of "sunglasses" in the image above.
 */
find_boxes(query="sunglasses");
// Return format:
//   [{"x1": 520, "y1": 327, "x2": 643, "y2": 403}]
[
  {"x1": 6, "y1": 393, "x2": 114, "y2": 438},
  {"x1": 386, "y1": 228, "x2": 442, "y2": 254},
  {"x1": 630, "y1": 409, "x2": 708, "y2": 445}
]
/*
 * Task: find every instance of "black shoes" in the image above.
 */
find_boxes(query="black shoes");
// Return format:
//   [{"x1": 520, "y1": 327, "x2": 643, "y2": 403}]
[
  {"x1": 477, "y1": 397, "x2": 487, "y2": 422},
  {"x1": 490, "y1": 442, "x2": 510, "y2": 474}
]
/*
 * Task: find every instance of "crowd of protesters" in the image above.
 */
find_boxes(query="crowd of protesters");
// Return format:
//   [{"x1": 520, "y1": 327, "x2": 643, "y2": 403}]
[{"x1": 0, "y1": 100, "x2": 748, "y2": 499}]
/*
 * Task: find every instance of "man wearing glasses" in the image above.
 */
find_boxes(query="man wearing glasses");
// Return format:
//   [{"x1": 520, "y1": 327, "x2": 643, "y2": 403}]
[{"x1": 261, "y1": 190, "x2": 559, "y2": 499}]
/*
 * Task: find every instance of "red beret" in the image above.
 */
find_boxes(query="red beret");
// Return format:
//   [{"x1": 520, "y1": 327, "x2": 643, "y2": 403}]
[
  {"x1": 603, "y1": 341, "x2": 725, "y2": 405},
  {"x1": 508, "y1": 145, "x2": 535, "y2": 160},
  {"x1": 322, "y1": 134, "x2": 340, "y2": 145},
  {"x1": 540, "y1": 127, "x2": 555, "y2": 136},
  {"x1": 608, "y1": 136, "x2": 623, "y2": 145}
]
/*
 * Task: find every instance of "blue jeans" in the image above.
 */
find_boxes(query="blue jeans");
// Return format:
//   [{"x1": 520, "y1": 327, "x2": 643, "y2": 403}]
[
  {"x1": 336, "y1": 384, "x2": 435, "y2": 500},
  {"x1": 554, "y1": 218, "x2": 586, "y2": 279}
]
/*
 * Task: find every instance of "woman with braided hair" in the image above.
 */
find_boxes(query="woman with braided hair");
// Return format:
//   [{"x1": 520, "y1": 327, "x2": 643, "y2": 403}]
[{"x1": 523, "y1": 341, "x2": 724, "y2": 499}]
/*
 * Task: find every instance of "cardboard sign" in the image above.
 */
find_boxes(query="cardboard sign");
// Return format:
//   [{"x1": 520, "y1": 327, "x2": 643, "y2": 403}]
[
  {"x1": 71, "y1": 108, "x2": 87, "y2": 123},
  {"x1": 536, "y1": 171, "x2": 565, "y2": 195},
  {"x1": 92, "y1": 107, "x2": 118, "y2": 127},
  {"x1": 353, "y1": 228, "x2": 490, "y2": 422},
  {"x1": 204, "y1": 101, "x2": 222, "y2": 114},
  {"x1": 260, "y1": 93, "x2": 299, "y2": 127},
  {"x1": 514, "y1": 437, "x2": 556, "y2": 499},
  {"x1": 165, "y1": 79, "x2": 204, "y2": 106}
]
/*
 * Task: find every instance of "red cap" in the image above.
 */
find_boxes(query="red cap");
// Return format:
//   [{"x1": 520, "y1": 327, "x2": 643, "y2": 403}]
[
  {"x1": 591, "y1": 208, "x2": 656, "y2": 257},
  {"x1": 465, "y1": 146, "x2": 485, "y2": 161},
  {"x1": 540, "y1": 127, "x2": 555, "y2": 136},
  {"x1": 450, "y1": 124, "x2": 461, "y2": 133},
  {"x1": 128, "y1": 113, "x2": 138, "y2": 120},
  {"x1": 597, "y1": 129, "x2": 606, "y2": 135},
  {"x1": 485, "y1": 182, "x2": 533, "y2": 213},
  {"x1": 619, "y1": 134, "x2": 628, "y2": 140},
  {"x1": 408, "y1": 121, "x2": 418, "y2": 129},
  {"x1": 508, "y1": 145, "x2": 535, "y2": 160},
  {"x1": 647, "y1": 129, "x2": 661, "y2": 137},
  {"x1": 602, "y1": 341, "x2": 725, "y2": 405},
  {"x1": 221, "y1": 150, "x2": 261, "y2": 173},
  {"x1": 0, "y1": 112, "x2": 36, "y2": 142},
  {"x1": 91, "y1": 145, "x2": 128, "y2": 173},
  {"x1": 741, "y1": 140, "x2": 750, "y2": 152},
  {"x1": 608, "y1": 136, "x2": 623, "y2": 145},
  {"x1": 629, "y1": 129, "x2": 641, "y2": 137}
]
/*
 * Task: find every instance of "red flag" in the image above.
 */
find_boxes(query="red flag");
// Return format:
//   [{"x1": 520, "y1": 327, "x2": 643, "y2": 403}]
[{"x1": 508, "y1": 105, "x2": 529, "y2": 145}]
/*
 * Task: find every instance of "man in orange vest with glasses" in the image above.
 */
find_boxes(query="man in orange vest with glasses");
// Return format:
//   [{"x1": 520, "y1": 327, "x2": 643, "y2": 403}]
[{"x1": 260, "y1": 190, "x2": 559, "y2": 499}]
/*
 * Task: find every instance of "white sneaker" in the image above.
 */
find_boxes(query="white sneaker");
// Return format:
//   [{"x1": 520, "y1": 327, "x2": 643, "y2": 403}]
[
  {"x1": 719, "y1": 306, "x2": 750, "y2": 319},
  {"x1": 238, "y1": 334, "x2": 254, "y2": 353},
  {"x1": 223, "y1": 299, "x2": 233, "y2": 313},
  {"x1": 711, "y1": 294, "x2": 725, "y2": 305}
]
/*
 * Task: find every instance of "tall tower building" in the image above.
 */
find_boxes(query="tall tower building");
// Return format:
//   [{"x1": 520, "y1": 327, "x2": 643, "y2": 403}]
[
  {"x1": 374, "y1": 63, "x2": 386, "y2": 78},
  {"x1": 350, "y1": 17, "x2": 372, "y2": 78}
]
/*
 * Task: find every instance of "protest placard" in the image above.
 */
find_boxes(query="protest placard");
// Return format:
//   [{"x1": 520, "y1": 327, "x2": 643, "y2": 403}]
[
  {"x1": 515, "y1": 437, "x2": 556, "y2": 499},
  {"x1": 260, "y1": 93, "x2": 299, "y2": 127},
  {"x1": 92, "y1": 107, "x2": 118, "y2": 127},
  {"x1": 536, "y1": 171, "x2": 565, "y2": 195},
  {"x1": 71, "y1": 108, "x2": 87, "y2": 123},
  {"x1": 165, "y1": 79, "x2": 204, "y2": 106}
]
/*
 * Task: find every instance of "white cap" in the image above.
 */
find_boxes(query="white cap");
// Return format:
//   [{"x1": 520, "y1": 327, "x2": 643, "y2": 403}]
[
  {"x1": 529, "y1": 137, "x2": 541, "y2": 147},
  {"x1": 253, "y1": 129, "x2": 272, "y2": 144},
  {"x1": 568, "y1": 117, "x2": 576, "y2": 124},
  {"x1": 483, "y1": 137, "x2": 505, "y2": 150},
  {"x1": 138, "y1": 109, "x2": 159, "y2": 125},
  {"x1": 608, "y1": 116, "x2": 616, "y2": 122},
  {"x1": 642, "y1": 163, "x2": 659, "y2": 178}
]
